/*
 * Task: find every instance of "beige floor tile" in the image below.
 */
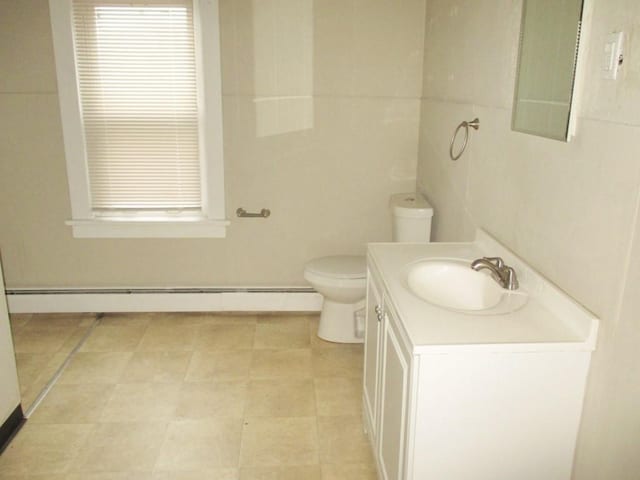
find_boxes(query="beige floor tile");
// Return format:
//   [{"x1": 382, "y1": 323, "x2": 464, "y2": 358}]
[
  {"x1": 81, "y1": 325, "x2": 147, "y2": 352},
  {"x1": 100, "y1": 383, "x2": 181, "y2": 421},
  {"x1": 314, "y1": 377, "x2": 362, "y2": 416},
  {"x1": 193, "y1": 324, "x2": 256, "y2": 350},
  {"x1": 317, "y1": 416, "x2": 373, "y2": 465},
  {"x1": 12, "y1": 326, "x2": 77, "y2": 354},
  {"x1": 9, "y1": 313, "x2": 32, "y2": 328},
  {"x1": 120, "y1": 351, "x2": 192, "y2": 383},
  {"x1": 151, "y1": 312, "x2": 257, "y2": 327},
  {"x1": 309, "y1": 317, "x2": 342, "y2": 349},
  {"x1": 150, "y1": 312, "x2": 221, "y2": 327},
  {"x1": 58, "y1": 327, "x2": 90, "y2": 356},
  {"x1": 185, "y1": 350, "x2": 252, "y2": 382},
  {"x1": 244, "y1": 379, "x2": 316, "y2": 417},
  {"x1": 312, "y1": 346, "x2": 364, "y2": 378},
  {"x1": 64, "y1": 473, "x2": 154, "y2": 479},
  {"x1": 320, "y1": 464, "x2": 378, "y2": 480},
  {"x1": 29, "y1": 383, "x2": 115, "y2": 424},
  {"x1": 59, "y1": 352, "x2": 133, "y2": 384},
  {"x1": 254, "y1": 317, "x2": 310, "y2": 349},
  {"x1": 15, "y1": 353, "x2": 53, "y2": 392},
  {"x1": 5, "y1": 472, "x2": 155, "y2": 479},
  {"x1": 100, "y1": 312, "x2": 153, "y2": 327},
  {"x1": 26, "y1": 313, "x2": 94, "y2": 328},
  {"x1": 152, "y1": 469, "x2": 239, "y2": 479},
  {"x1": 240, "y1": 465, "x2": 321, "y2": 480},
  {"x1": 250, "y1": 349, "x2": 312, "y2": 379},
  {"x1": 175, "y1": 381, "x2": 246, "y2": 419},
  {"x1": 72, "y1": 422, "x2": 167, "y2": 472},
  {"x1": 138, "y1": 325, "x2": 196, "y2": 351},
  {"x1": 240, "y1": 417, "x2": 318, "y2": 467},
  {"x1": 201, "y1": 314, "x2": 258, "y2": 325},
  {"x1": 155, "y1": 418, "x2": 243, "y2": 470},
  {"x1": 0, "y1": 423, "x2": 94, "y2": 476}
]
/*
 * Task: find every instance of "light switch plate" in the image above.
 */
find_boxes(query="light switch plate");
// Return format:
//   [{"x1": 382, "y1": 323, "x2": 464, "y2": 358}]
[{"x1": 603, "y1": 31, "x2": 624, "y2": 80}]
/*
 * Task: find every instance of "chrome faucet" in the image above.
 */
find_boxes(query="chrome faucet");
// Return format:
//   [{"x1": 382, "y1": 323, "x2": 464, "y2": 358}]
[{"x1": 470, "y1": 257, "x2": 519, "y2": 290}]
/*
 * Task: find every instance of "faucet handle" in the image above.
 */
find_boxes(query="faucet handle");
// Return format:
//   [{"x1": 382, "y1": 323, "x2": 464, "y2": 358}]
[
  {"x1": 504, "y1": 266, "x2": 519, "y2": 290},
  {"x1": 483, "y1": 257, "x2": 504, "y2": 268}
]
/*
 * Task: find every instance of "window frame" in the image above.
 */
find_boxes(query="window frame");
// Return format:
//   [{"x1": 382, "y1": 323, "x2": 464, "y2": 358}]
[{"x1": 49, "y1": 0, "x2": 228, "y2": 238}]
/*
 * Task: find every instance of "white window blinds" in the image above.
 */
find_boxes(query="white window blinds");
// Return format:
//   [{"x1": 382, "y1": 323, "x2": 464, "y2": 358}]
[{"x1": 72, "y1": 0, "x2": 201, "y2": 212}]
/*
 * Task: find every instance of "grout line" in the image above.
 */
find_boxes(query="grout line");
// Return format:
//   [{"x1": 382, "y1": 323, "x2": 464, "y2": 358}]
[{"x1": 23, "y1": 314, "x2": 103, "y2": 418}]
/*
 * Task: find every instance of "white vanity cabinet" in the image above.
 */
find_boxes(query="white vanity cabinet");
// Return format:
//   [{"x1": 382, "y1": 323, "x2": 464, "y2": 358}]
[
  {"x1": 363, "y1": 237, "x2": 598, "y2": 480},
  {"x1": 364, "y1": 268, "x2": 413, "y2": 480}
]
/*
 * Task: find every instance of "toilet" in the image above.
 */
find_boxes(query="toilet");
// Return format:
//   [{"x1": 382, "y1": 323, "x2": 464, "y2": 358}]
[{"x1": 304, "y1": 192, "x2": 433, "y2": 343}]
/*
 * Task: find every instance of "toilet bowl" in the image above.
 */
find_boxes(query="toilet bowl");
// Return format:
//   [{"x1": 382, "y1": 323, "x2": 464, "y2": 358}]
[
  {"x1": 303, "y1": 256, "x2": 366, "y2": 343},
  {"x1": 305, "y1": 192, "x2": 434, "y2": 343}
]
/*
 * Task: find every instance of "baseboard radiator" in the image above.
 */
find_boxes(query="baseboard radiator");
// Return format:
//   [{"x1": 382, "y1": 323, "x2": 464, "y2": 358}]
[{"x1": 6, "y1": 287, "x2": 323, "y2": 314}]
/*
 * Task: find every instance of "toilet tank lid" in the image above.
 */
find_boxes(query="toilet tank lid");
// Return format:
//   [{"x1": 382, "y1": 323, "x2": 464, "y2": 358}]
[
  {"x1": 390, "y1": 192, "x2": 433, "y2": 218},
  {"x1": 304, "y1": 255, "x2": 366, "y2": 279}
]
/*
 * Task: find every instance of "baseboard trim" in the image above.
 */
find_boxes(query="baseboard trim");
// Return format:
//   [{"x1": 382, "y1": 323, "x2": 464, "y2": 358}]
[
  {"x1": 6, "y1": 287, "x2": 323, "y2": 313},
  {"x1": 0, "y1": 404, "x2": 25, "y2": 454}
]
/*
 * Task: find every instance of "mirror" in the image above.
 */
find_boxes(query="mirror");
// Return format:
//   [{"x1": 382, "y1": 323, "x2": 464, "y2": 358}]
[{"x1": 512, "y1": 0, "x2": 585, "y2": 141}]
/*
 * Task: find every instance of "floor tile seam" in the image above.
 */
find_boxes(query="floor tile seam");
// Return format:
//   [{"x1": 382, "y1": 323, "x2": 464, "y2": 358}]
[
  {"x1": 23, "y1": 315, "x2": 103, "y2": 418},
  {"x1": 70, "y1": 421, "x2": 170, "y2": 475}
]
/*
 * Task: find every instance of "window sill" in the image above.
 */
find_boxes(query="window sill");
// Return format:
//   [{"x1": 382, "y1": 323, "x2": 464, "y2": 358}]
[{"x1": 66, "y1": 217, "x2": 230, "y2": 238}]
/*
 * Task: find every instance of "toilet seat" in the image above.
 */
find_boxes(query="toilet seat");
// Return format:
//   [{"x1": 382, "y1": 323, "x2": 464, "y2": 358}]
[{"x1": 304, "y1": 255, "x2": 366, "y2": 280}]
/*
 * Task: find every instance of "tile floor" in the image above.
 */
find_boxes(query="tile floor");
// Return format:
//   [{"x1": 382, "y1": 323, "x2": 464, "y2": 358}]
[
  {"x1": 2, "y1": 312, "x2": 377, "y2": 479},
  {"x1": 9, "y1": 313, "x2": 97, "y2": 410}
]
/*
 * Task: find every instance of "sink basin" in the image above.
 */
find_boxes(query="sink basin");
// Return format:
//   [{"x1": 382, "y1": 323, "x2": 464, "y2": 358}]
[{"x1": 405, "y1": 258, "x2": 528, "y2": 314}]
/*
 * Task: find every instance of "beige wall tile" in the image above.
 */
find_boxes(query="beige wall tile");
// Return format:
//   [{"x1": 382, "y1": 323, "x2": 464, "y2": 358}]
[
  {"x1": 239, "y1": 417, "x2": 318, "y2": 466},
  {"x1": 418, "y1": 2, "x2": 640, "y2": 480},
  {"x1": 0, "y1": 1, "x2": 423, "y2": 290}
]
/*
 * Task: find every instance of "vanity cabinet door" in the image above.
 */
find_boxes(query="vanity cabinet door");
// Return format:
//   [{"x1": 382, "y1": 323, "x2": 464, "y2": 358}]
[
  {"x1": 378, "y1": 309, "x2": 410, "y2": 480},
  {"x1": 363, "y1": 272, "x2": 382, "y2": 441}
]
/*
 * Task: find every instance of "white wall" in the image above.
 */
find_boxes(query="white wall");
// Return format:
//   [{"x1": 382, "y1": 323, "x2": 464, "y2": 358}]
[
  {"x1": 417, "y1": 0, "x2": 640, "y2": 478},
  {"x1": 0, "y1": 0, "x2": 426, "y2": 288},
  {"x1": 0, "y1": 259, "x2": 21, "y2": 425}
]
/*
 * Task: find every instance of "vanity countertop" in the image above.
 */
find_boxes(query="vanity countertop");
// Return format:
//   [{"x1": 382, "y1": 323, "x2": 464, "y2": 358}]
[{"x1": 367, "y1": 230, "x2": 599, "y2": 354}]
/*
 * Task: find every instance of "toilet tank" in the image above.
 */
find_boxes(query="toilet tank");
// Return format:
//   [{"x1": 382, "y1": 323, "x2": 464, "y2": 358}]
[{"x1": 390, "y1": 192, "x2": 434, "y2": 242}]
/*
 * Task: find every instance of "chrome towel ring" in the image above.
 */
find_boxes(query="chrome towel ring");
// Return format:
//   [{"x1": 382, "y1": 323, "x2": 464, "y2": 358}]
[{"x1": 449, "y1": 118, "x2": 480, "y2": 161}]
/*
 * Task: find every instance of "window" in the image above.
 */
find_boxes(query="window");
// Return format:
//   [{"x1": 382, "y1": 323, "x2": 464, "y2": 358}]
[{"x1": 49, "y1": 0, "x2": 227, "y2": 238}]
